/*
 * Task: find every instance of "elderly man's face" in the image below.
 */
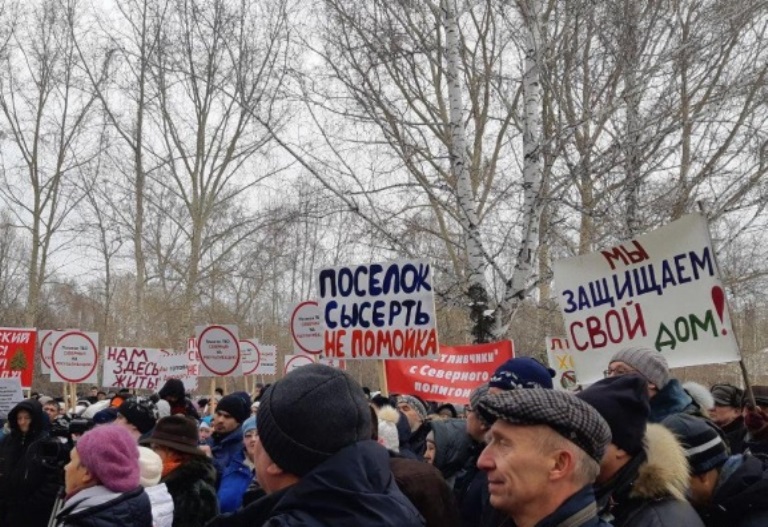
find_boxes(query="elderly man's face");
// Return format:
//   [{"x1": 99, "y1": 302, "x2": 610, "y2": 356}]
[
  {"x1": 477, "y1": 421, "x2": 553, "y2": 516},
  {"x1": 710, "y1": 404, "x2": 740, "y2": 427},
  {"x1": 397, "y1": 403, "x2": 422, "y2": 432}
]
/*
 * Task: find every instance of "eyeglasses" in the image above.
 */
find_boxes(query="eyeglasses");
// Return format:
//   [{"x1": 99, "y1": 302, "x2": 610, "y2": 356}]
[{"x1": 603, "y1": 366, "x2": 636, "y2": 378}]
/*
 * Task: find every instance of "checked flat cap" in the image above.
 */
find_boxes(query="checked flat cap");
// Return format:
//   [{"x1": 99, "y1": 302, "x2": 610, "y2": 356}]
[{"x1": 477, "y1": 389, "x2": 611, "y2": 463}]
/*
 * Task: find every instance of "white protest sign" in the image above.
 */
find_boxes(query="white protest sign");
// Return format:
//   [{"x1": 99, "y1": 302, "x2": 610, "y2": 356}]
[
  {"x1": 255, "y1": 344, "x2": 276, "y2": 375},
  {"x1": 50, "y1": 331, "x2": 99, "y2": 384},
  {"x1": 0, "y1": 377, "x2": 23, "y2": 419},
  {"x1": 553, "y1": 214, "x2": 740, "y2": 383},
  {"x1": 290, "y1": 301, "x2": 323, "y2": 354},
  {"x1": 38, "y1": 330, "x2": 54, "y2": 374},
  {"x1": 545, "y1": 337, "x2": 579, "y2": 391},
  {"x1": 196, "y1": 325, "x2": 240, "y2": 377},
  {"x1": 240, "y1": 339, "x2": 261, "y2": 376},
  {"x1": 318, "y1": 259, "x2": 438, "y2": 360},
  {"x1": 159, "y1": 349, "x2": 199, "y2": 392},
  {"x1": 102, "y1": 347, "x2": 164, "y2": 390},
  {"x1": 284, "y1": 354, "x2": 314, "y2": 375}
]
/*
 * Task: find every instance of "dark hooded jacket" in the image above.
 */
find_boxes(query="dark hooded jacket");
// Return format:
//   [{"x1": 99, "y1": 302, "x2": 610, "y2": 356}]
[
  {"x1": 697, "y1": 454, "x2": 768, "y2": 527},
  {"x1": 649, "y1": 379, "x2": 704, "y2": 423},
  {"x1": 0, "y1": 399, "x2": 63, "y2": 527},
  {"x1": 595, "y1": 424, "x2": 704, "y2": 527},
  {"x1": 163, "y1": 454, "x2": 219, "y2": 527},
  {"x1": 429, "y1": 418, "x2": 473, "y2": 487},
  {"x1": 205, "y1": 440, "x2": 424, "y2": 527},
  {"x1": 722, "y1": 416, "x2": 747, "y2": 454},
  {"x1": 158, "y1": 379, "x2": 200, "y2": 419},
  {"x1": 454, "y1": 441, "x2": 487, "y2": 527}
]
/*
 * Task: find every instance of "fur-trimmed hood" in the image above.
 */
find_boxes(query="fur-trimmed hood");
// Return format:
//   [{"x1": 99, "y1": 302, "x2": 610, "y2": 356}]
[{"x1": 630, "y1": 423, "x2": 690, "y2": 501}]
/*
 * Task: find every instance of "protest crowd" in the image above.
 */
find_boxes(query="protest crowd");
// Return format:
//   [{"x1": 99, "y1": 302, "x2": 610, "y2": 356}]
[{"x1": 1, "y1": 349, "x2": 767, "y2": 527}]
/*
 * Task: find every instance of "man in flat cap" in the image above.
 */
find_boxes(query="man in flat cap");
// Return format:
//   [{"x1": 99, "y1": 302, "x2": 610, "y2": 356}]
[
  {"x1": 709, "y1": 383, "x2": 746, "y2": 453},
  {"x1": 476, "y1": 389, "x2": 612, "y2": 527}
]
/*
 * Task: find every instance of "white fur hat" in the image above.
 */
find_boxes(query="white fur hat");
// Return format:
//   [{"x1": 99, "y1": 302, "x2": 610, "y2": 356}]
[
  {"x1": 377, "y1": 406, "x2": 400, "y2": 453},
  {"x1": 138, "y1": 446, "x2": 163, "y2": 487}
]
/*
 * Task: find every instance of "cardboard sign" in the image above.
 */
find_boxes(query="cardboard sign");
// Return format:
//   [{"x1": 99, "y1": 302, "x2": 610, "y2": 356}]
[
  {"x1": 553, "y1": 214, "x2": 740, "y2": 383},
  {"x1": 240, "y1": 340, "x2": 261, "y2": 376},
  {"x1": 50, "y1": 331, "x2": 99, "y2": 384},
  {"x1": 255, "y1": 344, "x2": 276, "y2": 375},
  {"x1": 318, "y1": 259, "x2": 438, "y2": 360},
  {"x1": 290, "y1": 301, "x2": 323, "y2": 354},
  {"x1": 196, "y1": 325, "x2": 240, "y2": 377},
  {"x1": 159, "y1": 349, "x2": 199, "y2": 392},
  {"x1": 385, "y1": 341, "x2": 514, "y2": 403},
  {"x1": 102, "y1": 347, "x2": 165, "y2": 390},
  {"x1": 0, "y1": 377, "x2": 23, "y2": 419},
  {"x1": 545, "y1": 337, "x2": 579, "y2": 390},
  {"x1": 284, "y1": 354, "x2": 314, "y2": 375},
  {"x1": 0, "y1": 327, "x2": 36, "y2": 388}
]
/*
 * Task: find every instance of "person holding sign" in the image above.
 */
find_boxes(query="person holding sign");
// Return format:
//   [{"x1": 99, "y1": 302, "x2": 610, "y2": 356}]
[{"x1": 605, "y1": 347, "x2": 705, "y2": 423}]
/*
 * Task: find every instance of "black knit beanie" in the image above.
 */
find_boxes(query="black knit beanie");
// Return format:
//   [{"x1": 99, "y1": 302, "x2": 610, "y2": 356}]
[
  {"x1": 576, "y1": 374, "x2": 649, "y2": 456},
  {"x1": 216, "y1": 393, "x2": 250, "y2": 423},
  {"x1": 258, "y1": 363, "x2": 371, "y2": 476}
]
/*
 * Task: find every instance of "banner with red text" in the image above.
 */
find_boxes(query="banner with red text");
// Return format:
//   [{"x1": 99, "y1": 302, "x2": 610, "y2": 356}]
[
  {"x1": 102, "y1": 347, "x2": 166, "y2": 390},
  {"x1": 318, "y1": 259, "x2": 438, "y2": 360},
  {"x1": 385, "y1": 341, "x2": 514, "y2": 404},
  {"x1": 0, "y1": 328, "x2": 36, "y2": 388},
  {"x1": 159, "y1": 348, "x2": 199, "y2": 392},
  {"x1": 553, "y1": 214, "x2": 740, "y2": 383}
]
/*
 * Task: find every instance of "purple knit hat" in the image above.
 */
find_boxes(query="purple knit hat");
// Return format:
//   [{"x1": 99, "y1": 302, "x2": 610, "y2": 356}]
[{"x1": 77, "y1": 424, "x2": 140, "y2": 492}]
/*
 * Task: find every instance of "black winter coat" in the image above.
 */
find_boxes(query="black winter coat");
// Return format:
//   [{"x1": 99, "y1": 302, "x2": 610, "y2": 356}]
[
  {"x1": 206, "y1": 440, "x2": 425, "y2": 527},
  {"x1": 163, "y1": 454, "x2": 219, "y2": 527},
  {"x1": 0, "y1": 399, "x2": 63, "y2": 527},
  {"x1": 699, "y1": 454, "x2": 768, "y2": 527},
  {"x1": 55, "y1": 486, "x2": 152, "y2": 527}
]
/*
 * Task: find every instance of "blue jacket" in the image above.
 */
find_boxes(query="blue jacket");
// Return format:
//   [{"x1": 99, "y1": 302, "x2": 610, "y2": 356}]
[
  {"x1": 206, "y1": 440, "x2": 425, "y2": 527},
  {"x1": 55, "y1": 486, "x2": 152, "y2": 527},
  {"x1": 207, "y1": 426, "x2": 244, "y2": 487},
  {"x1": 649, "y1": 379, "x2": 703, "y2": 423},
  {"x1": 217, "y1": 447, "x2": 253, "y2": 513}
]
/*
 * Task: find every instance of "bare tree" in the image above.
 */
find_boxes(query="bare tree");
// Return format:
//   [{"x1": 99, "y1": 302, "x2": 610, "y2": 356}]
[
  {"x1": 0, "y1": 0, "x2": 98, "y2": 327},
  {"x1": 148, "y1": 0, "x2": 295, "y2": 343}
]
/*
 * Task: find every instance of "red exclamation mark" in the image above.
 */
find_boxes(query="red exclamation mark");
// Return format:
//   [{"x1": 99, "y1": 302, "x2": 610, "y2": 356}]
[{"x1": 711, "y1": 286, "x2": 728, "y2": 336}]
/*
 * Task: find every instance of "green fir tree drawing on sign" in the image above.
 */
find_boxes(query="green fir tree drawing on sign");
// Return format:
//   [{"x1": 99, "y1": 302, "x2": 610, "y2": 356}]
[{"x1": 10, "y1": 348, "x2": 28, "y2": 371}]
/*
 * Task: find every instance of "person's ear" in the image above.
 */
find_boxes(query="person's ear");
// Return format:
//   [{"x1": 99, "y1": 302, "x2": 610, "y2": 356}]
[
  {"x1": 266, "y1": 462, "x2": 284, "y2": 476},
  {"x1": 549, "y1": 449, "x2": 574, "y2": 481}
]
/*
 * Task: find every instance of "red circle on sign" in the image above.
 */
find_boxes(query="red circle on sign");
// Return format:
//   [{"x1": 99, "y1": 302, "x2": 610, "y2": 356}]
[
  {"x1": 284, "y1": 354, "x2": 314, "y2": 376},
  {"x1": 290, "y1": 301, "x2": 323, "y2": 355},
  {"x1": 51, "y1": 331, "x2": 99, "y2": 383},
  {"x1": 197, "y1": 325, "x2": 241, "y2": 376},
  {"x1": 240, "y1": 339, "x2": 261, "y2": 376},
  {"x1": 39, "y1": 330, "x2": 53, "y2": 368}
]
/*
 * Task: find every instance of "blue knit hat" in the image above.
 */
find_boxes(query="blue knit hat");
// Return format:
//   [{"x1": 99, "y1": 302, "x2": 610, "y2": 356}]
[
  {"x1": 490, "y1": 357, "x2": 555, "y2": 390},
  {"x1": 243, "y1": 416, "x2": 257, "y2": 435}
]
